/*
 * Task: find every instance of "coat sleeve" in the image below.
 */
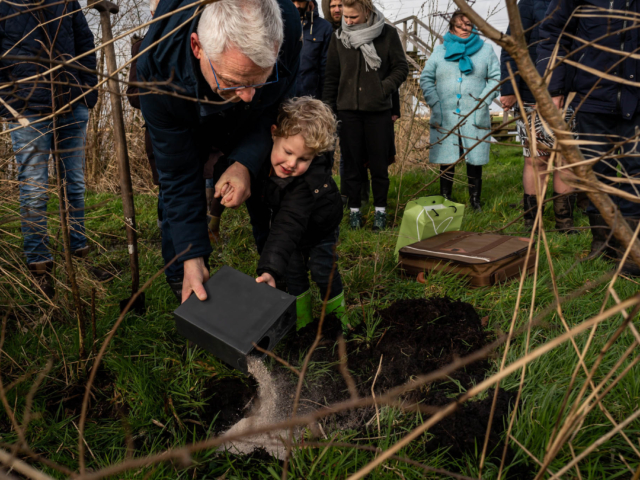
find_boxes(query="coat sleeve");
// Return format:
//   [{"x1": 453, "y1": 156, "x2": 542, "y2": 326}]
[
  {"x1": 317, "y1": 26, "x2": 331, "y2": 99},
  {"x1": 420, "y1": 54, "x2": 440, "y2": 107},
  {"x1": 536, "y1": 0, "x2": 578, "y2": 93},
  {"x1": 381, "y1": 28, "x2": 409, "y2": 98},
  {"x1": 479, "y1": 47, "x2": 501, "y2": 107},
  {"x1": 500, "y1": 0, "x2": 534, "y2": 96},
  {"x1": 141, "y1": 94, "x2": 212, "y2": 262},
  {"x1": 256, "y1": 182, "x2": 315, "y2": 280},
  {"x1": 322, "y1": 34, "x2": 340, "y2": 112},
  {"x1": 71, "y1": 1, "x2": 98, "y2": 109}
]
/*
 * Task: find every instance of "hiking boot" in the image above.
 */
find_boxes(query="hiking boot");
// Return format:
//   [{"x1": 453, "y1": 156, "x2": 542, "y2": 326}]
[
  {"x1": 440, "y1": 165, "x2": 453, "y2": 201},
  {"x1": 372, "y1": 210, "x2": 387, "y2": 231},
  {"x1": 73, "y1": 246, "x2": 114, "y2": 282},
  {"x1": 587, "y1": 214, "x2": 617, "y2": 259},
  {"x1": 523, "y1": 194, "x2": 537, "y2": 232},
  {"x1": 349, "y1": 210, "x2": 363, "y2": 230},
  {"x1": 28, "y1": 260, "x2": 54, "y2": 299},
  {"x1": 167, "y1": 280, "x2": 183, "y2": 303},
  {"x1": 617, "y1": 217, "x2": 640, "y2": 276},
  {"x1": 296, "y1": 290, "x2": 313, "y2": 330},
  {"x1": 553, "y1": 192, "x2": 578, "y2": 234}
]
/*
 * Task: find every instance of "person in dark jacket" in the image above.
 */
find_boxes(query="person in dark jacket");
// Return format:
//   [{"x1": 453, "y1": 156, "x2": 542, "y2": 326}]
[
  {"x1": 254, "y1": 98, "x2": 345, "y2": 329},
  {"x1": 1, "y1": 0, "x2": 98, "y2": 298},
  {"x1": 294, "y1": 0, "x2": 333, "y2": 99},
  {"x1": 500, "y1": 0, "x2": 578, "y2": 233},
  {"x1": 321, "y1": 0, "x2": 343, "y2": 30},
  {"x1": 537, "y1": 0, "x2": 640, "y2": 274},
  {"x1": 137, "y1": 0, "x2": 301, "y2": 302},
  {"x1": 323, "y1": 0, "x2": 408, "y2": 230}
]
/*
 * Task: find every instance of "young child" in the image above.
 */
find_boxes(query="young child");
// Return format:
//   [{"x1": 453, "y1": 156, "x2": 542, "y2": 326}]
[{"x1": 254, "y1": 97, "x2": 345, "y2": 330}]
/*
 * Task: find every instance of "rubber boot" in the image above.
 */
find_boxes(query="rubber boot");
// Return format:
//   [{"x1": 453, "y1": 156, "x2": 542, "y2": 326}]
[
  {"x1": 617, "y1": 217, "x2": 640, "y2": 276},
  {"x1": 440, "y1": 165, "x2": 453, "y2": 201},
  {"x1": 553, "y1": 192, "x2": 578, "y2": 234},
  {"x1": 296, "y1": 290, "x2": 313, "y2": 330},
  {"x1": 325, "y1": 291, "x2": 348, "y2": 330},
  {"x1": 28, "y1": 260, "x2": 54, "y2": 300},
  {"x1": 523, "y1": 194, "x2": 537, "y2": 232},
  {"x1": 467, "y1": 164, "x2": 482, "y2": 212},
  {"x1": 587, "y1": 213, "x2": 616, "y2": 259}
]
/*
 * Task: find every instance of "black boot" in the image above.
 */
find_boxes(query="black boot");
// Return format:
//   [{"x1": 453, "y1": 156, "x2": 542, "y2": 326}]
[
  {"x1": 617, "y1": 217, "x2": 640, "y2": 276},
  {"x1": 467, "y1": 164, "x2": 482, "y2": 212},
  {"x1": 587, "y1": 214, "x2": 617, "y2": 259},
  {"x1": 553, "y1": 192, "x2": 578, "y2": 234},
  {"x1": 523, "y1": 194, "x2": 537, "y2": 231},
  {"x1": 440, "y1": 165, "x2": 453, "y2": 201},
  {"x1": 28, "y1": 260, "x2": 54, "y2": 300}
]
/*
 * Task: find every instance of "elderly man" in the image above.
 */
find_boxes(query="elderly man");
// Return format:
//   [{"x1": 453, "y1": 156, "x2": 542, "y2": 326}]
[{"x1": 138, "y1": 0, "x2": 301, "y2": 302}]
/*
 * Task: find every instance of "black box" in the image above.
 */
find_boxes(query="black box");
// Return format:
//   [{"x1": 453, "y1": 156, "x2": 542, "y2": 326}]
[{"x1": 174, "y1": 265, "x2": 296, "y2": 372}]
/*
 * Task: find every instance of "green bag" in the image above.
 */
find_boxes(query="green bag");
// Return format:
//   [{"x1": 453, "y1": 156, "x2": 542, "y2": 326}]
[{"x1": 394, "y1": 196, "x2": 465, "y2": 260}]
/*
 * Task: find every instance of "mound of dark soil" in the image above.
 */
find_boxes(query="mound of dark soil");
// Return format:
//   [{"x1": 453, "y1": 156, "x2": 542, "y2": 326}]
[{"x1": 199, "y1": 375, "x2": 259, "y2": 434}]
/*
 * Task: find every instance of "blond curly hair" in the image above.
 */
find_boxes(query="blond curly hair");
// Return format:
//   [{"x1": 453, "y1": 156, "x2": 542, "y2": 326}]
[{"x1": 273, "y1": 97, "x2": 337, "y2": 154}]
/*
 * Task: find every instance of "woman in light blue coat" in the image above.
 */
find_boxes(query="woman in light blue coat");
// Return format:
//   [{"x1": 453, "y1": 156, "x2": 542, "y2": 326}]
[{"x1": 420, "y1": 12, "x2": 500, "y2": 211}]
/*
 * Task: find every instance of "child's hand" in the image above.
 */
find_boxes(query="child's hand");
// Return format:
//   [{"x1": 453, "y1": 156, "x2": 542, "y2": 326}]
[{"x1": 256, "y1": 272, "x2": 276, "y2": 288}]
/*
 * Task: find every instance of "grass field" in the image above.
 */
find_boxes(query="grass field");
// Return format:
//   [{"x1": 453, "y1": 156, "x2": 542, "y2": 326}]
[{"x1": 1, "y1": 144, "x2": 639, "y2": 479}]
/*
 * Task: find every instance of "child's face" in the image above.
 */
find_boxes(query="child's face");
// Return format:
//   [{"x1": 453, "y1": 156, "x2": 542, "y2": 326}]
[{"x1": 271, "y1": 128, "x2": 315, "y2": 178}]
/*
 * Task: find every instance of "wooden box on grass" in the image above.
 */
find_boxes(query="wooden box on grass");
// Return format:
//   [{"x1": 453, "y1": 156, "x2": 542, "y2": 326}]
[{"x1": 174, "y1": 265, "x2": 296, "y2": 372}]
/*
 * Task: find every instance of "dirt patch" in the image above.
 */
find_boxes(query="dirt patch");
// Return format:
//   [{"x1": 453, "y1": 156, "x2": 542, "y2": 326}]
[{"x1": 200, "y1": 374, "x2": 259, "y2": 435}]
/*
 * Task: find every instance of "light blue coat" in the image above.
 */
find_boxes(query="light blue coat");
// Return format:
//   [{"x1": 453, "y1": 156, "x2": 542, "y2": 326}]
[{"x1": 420, "y1": 42, "x2": 500, "y2": 166}]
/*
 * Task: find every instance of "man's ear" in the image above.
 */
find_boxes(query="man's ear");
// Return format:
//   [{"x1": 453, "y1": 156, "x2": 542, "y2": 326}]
[{"x1": 190, "y1": 33, "x2": 202, "y2": 59}]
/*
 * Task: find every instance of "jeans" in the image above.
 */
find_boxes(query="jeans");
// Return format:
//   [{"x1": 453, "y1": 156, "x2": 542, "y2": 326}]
[
  {"x1": 10, "y1": 105, "x2": 89, "y2": 264},
  {"x1": 577, "y1": 111, "x2": 640, "y2": 217},
  {"x1": 285, "y1": 228, "x2": 343, "y2": 299}
]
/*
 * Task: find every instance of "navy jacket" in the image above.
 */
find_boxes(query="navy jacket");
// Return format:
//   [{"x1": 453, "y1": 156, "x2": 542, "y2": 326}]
[
  {"x1": 255, "y1": 153, "x2": 342, "y2": 281},
  {"x1": 536, "y1": 0, "x2": 640, "y2": 117},
  {"x1": 297, "y1": 3, "x2": 333, "y2": 98},
  {"x1": 500, "y1": 0, "x2": 551, "y2": 103},
  {"x1": 0, "y1": 0, "x2": 97, "y2": 117},
  {"x1": 137, "y1": 0, "x2": 301, "y2": 263}
]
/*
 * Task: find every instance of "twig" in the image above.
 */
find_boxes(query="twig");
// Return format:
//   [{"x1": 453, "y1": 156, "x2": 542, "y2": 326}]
[
  {"x1": 337, "y1": 335, "x2": 359, "y2": 400},
  {"x1": 371, "y1": 354, "x2": 384, "y2": 437}
]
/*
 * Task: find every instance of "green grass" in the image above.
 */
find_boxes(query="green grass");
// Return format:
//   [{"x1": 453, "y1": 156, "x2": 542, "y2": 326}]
[{"x1": 1, "y1": 144, "x2": 638, "y2": 479}]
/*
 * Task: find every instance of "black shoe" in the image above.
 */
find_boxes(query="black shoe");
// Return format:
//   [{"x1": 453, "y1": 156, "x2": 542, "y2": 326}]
[
  {"x1": 167, "y1": 280, "x2": 183, "y2": 303},
  {"x1": 440, "y1": 165, "x2": 453, "y2": 201},
  {"x1": 553, "y1": 192, "x2": 578, "y2": 234},
  {"x1": 467, "y1": 165, "x2": 483, "y2": 212},
  {"x1": 28, "y1": 261, "x2": 55, "y2": 300},
  {"x1": 372, "y1": 210, "x2": 386, "y2": 231},
  {"x1": 523, "y1": 193, "x2": 537, "y2": 232},
  {"x1": 587, "y1": 214, "x2": 617, "y2": 259}
]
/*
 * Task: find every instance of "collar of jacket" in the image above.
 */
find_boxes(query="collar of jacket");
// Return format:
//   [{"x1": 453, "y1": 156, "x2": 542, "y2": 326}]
[{"x1": 267, "y1": 153, "x2": 332, "y2": 190}]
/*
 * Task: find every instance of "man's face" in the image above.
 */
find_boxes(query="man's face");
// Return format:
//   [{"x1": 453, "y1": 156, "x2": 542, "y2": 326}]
[
  {"x1": 293, "y1": 1, "x2": 309, "y2": 11},
  {"x1": 270, "y1": 129, "x2": 314, "y2": 178},
  {"x1": 329, "y1": 0, "x2": 342, "y2": 22},
  {"x1": 190, "y1": 33, "x2": 274, "y2": 104}
]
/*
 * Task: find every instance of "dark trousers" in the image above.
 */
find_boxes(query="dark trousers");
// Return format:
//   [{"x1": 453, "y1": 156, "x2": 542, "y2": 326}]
[
  {"x1": 576, "y1": 111, "x2": 640, "y2": 217},
  {"x1": 338, "y1": 110, "x2": 392, "y2": 209},
  {"x1": 285, "y1": 228, "x2": 343, "y2": 299}
]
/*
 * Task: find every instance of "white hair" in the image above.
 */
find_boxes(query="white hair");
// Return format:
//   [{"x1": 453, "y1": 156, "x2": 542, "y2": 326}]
[{"x1": 197, "y1": 0, "x2": 284, "y2": 69}]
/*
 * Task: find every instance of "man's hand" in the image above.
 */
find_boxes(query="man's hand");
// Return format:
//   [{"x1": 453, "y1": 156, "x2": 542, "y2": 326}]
[
  {"x1": 182, "y1": 257, "x2": 210, "y2": 303},
  {"x1": 256, "y1": 272, "x2": 276, "y2": 288},
  {"x1": 391, "y1": 115, "x2": 399, "y2": 122},
  {"x1": 214, "y1": 162, "x2": 251, "y2": 208},
  {"x1": 552, "y1": 95, "x2": 565, "y2": 110},
  {"x1": 500, "y1": 95, "x2": 517, "y2": 110}
]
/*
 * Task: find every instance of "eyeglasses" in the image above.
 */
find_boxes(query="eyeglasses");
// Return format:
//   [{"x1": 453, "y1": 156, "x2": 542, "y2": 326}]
[{"x1": 208, "y1": 57, "x2": 279, "y2": 92}]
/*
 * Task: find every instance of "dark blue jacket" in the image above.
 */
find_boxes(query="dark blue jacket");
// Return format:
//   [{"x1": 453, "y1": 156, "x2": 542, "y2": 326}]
[
  {"x1": 500, "y1": 0, "x2": 551, "y2": 103},
  {"x1": 137, "y1": 0, "x2": 301, "y2": 263},
  {"x1": 0, "y1": 0, "x2": 97, "y2": 117},
  {"x1": 297, "y1": 3, "x2": 332, "y2": 98},
  {"x1": 536, "y1": 0, "x2": 640, "y2": 117}
]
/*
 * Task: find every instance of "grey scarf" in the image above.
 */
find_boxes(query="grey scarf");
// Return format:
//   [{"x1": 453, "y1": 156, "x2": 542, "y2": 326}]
[{"x1": 336, "y1": 7, "x2": 385, "y2": 71}]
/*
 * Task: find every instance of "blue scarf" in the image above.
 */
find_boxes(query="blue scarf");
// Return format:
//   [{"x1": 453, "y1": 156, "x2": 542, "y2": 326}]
[{"x1": 443, "y1": 31, "x2": 483, "y2": 75}]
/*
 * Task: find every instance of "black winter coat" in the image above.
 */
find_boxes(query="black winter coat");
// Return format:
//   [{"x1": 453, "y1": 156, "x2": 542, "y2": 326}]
[
  {"x1": 256, "y1": 153, "x2": 343, "y2": 281},
  {"x1": 0, "y1": 0, "x2": 97, "y2": 118},
  {"x1": 500, "y1": 0, "x2": 551, "y2": 103},
  {"x1": 297, "y1": 5, "x2": 333, "y2": 98},
  {"x1": 323, "y1": 24, "x2": 408, "y2": 112},
  {"x1": 536, "y1": 0, "x2": 640, "y2": 117},
  {"x1": 137, "y1": 0, "x2": 301, "y2": 263}
]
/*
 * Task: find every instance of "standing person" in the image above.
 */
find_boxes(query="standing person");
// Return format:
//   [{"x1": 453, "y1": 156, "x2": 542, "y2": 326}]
[
  {"x1": 322, "y1": 0, "x2": 343, "y2": 31},
  {"x1": 138, "y1": 0, "x2": 301, "y2": 303},
  {"x1": 323, "y1": 0, "x2": 408, "y2": 230},
  {"x1": 419, "y1": 11, "x2": 500, "y2": 212},
  {"x1": 1, "y1": 0, "x2": 98, "y2": 298},
  {"x1": 500, "y1": 0, "x2": 577, "y2": 233},
  {"x1": 537, "y1": 0, "x2": 640, "y2": 274},
  {"x1": 294, "y1": 0, "x2": 333, "y2": 99}
]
